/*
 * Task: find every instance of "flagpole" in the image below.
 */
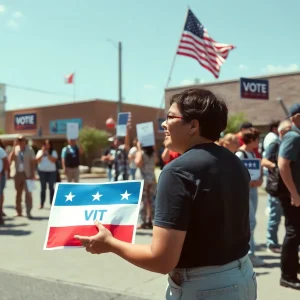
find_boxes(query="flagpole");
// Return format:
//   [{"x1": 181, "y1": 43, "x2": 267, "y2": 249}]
[
  {"x1": 73, "y1": 71, "x2": 76, "y2": 102},
  {"x1": 156, "y1": 8, "x2": 190, "y2": 119}
]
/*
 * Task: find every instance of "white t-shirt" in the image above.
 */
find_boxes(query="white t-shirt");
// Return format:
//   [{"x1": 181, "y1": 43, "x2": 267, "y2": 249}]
[
  {"x1": 0, "y1": 147, "x2": 7, "y2": 173},
  {"x1": 263, "y1": 132, "x2": 279, "y2": 157},
  {"x1": 128, "y1": 146, "x2": 137, "y2": 169},
  {"x1": 37, "y1": 150, "x2": 58, "y2": 172}
]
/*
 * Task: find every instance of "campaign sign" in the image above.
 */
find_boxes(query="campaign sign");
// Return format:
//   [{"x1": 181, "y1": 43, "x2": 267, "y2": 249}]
[
  {"x1": 136, "y1": 122, "x2": 155, "y2": 147},
  {"x1": 43, "y1": 181, "x2": 143, "y2": 250},
  {"x1": 116, "y1": 112, "x2": 131, "y2": 137},
  {"x1": 240, "y1": 78, "x2": 269, "y2": 100},
  {"x1": 242, "y1": 158, "x2": 261, "y2": 181},
  {"x1": 14, "y1": 113, "x2": 37, "y2": 130},
  {"x1": 157, "y1": 118, "x2": 165, "y2": 132}
]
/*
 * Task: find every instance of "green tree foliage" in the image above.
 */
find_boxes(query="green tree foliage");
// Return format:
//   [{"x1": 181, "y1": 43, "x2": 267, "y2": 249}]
[
  {"x1": 79, "y1": 127, "x2": 110, "y2": 168},
  {"x1": 224, "y1": 112, "x2": 248, "y2": 134}
]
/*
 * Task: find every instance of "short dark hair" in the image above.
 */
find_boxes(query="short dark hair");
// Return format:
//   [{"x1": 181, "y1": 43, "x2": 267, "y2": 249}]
[
  {"x1": 239, "y1": 122, "x2": 253, "y2": 131},
  {"x1": 269, "y1": 120, "x2": 280, "y2": 132},
  {"x1": 241, "y1": 128, "x2": 261, "y2": 145},
  {"x1": 170, "y1": 89, "x2": 228, "y2": 141}
]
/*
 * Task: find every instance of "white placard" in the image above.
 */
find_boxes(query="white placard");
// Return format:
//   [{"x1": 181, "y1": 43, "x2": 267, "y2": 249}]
[
  {"x1": 136, "y1": 122, "x2": 155, "y2": 147},
  {"x1": 242, "y1": 158, "x2": 261, "y2": 181},
  {"x1": 26, "y1": 180, "x2": 36, "y2": 193},
  {"x1": 66, "y1": 123, "x2": 79, "y2": 140}
]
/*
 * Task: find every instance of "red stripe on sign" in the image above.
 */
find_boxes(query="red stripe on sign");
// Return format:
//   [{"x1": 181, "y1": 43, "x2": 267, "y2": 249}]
[{"x1": 46, "y1": 224, "x2": 134, "y2": 248}]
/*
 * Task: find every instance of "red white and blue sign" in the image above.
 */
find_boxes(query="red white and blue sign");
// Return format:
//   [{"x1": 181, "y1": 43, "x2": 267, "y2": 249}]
[
  {"x1": 43, "y1": 181, "x2": 143, "y2": 250},
  {"x1": 242, "y1": 158, "x2": 261, "y2": 181},
  {"x1": 240, "y1": 77, "x2": 269, "y2": 100}
]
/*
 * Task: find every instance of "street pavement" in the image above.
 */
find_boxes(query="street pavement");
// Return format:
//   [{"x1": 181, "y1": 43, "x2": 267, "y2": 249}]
[{"x1": 0, "y1": 177, "x2": 299, "y2": 299}]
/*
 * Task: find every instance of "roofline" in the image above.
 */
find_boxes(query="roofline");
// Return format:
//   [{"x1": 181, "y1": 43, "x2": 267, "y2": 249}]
[
  {"x1": 165, "y1": 70, "x2": 300, "y2": 91},
  {"x1": 6, "y1": 98, "x2": 164, "y2": 112}
]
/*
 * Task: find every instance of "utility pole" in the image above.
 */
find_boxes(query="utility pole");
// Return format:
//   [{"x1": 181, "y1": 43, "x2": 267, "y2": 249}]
[{"x1": 118, "y1": 41, "x2": 122, "y2": 115}]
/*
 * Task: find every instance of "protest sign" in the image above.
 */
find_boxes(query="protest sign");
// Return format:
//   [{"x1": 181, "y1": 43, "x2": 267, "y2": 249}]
[
  {"x1": 242, "y1": 158, "x2": 261, "y2": 181},
  {"x1": 66, "y1": 122, "x2": 79, "y2": 139},
  {"x1": 136, "y1": 122, "x2": 155, "y2": 147},
  {"x1": 43, "y1": 181, "x2": 143, "y2": 250},
  {"x1": 116, "y1": 112, "x2": 131, "y2": 137}
]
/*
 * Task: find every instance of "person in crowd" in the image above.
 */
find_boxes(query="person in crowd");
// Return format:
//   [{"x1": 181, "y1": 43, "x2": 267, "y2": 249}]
[
  {"x1": 236, "y1": 122, "x2": 261, "y2": 158},
  {"x1": 109, "y1": 132, "x2": 130, "y2": 181},
  {"x1": 135, "y1": 141, "x2": 157, "y2": 229},
  {"x1": 128, "y1": 138, "x2": 138, "y2": 180},
  {"x1": 278, "y1": 104, "x2": 300, "y2": 289},
  {"x1": 75, "y1": 89, "x2": 257, "y2": 299},
  {"x1": 0, "y1": 140, "x2": 9, "y2": 225},
  {"x1": 161, "y1": 148, "x2": 180, "y2": 165},
  {"x1": 261, "y1": 121, "x2": 290, "y2": 254},
  {"x1": 235, "y1": 128, "x2": 265, "y2": 267},
  {"x1": 61, "y1": 139, "x2": 83, "y2": 182},
  {"x1": 101, "y1": 137, "x2": 116, "y2": 182},
  {"x1": 262, "y1": 120, "x2": 280, "y2": 157},
  {"x1": 9, "y1": 136, "x2": 36, "y2": 219},
  {"x1": 218, "y1": 133, "x2": 240, "y2": 153},
  {"x1": 35, "y1": 140, "x2": 58, "y2": 209}
]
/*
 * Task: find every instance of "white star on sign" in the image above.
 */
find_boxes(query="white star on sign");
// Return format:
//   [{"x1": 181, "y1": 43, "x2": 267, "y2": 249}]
[
  {"x1": 65, "y1": 192, "x2": 75, "y2": 202},
  {"x1": 92, "y1": 191, "x2": 102, "y2": 201},
  {"x1": 121, "y1": 190, "x2": 131, "y2": 200}
]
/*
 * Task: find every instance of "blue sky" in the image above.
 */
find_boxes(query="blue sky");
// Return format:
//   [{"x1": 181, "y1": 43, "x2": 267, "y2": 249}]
[{"x1": 0, "y1": 0, "x2": 299, "y2": 111}]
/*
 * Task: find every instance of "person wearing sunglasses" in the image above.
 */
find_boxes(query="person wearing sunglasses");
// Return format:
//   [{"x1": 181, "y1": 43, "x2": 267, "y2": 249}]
[{"x1": 75, "y1": 89, "x2": 256, "y2": 299}]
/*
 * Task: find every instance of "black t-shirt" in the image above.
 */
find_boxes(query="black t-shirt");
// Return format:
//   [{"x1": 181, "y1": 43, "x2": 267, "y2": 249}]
[
  {"x1": 104, "y1": 147, "x2": 114, "y2": 169},
  {"x1": 154, "y1": 143, "x2": 250, "y2": 268}
]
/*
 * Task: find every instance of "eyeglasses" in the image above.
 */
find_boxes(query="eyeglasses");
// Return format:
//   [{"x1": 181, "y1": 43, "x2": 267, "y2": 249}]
[{"x1": 166, "y1": 115, "x2": 184, "y2": 123}]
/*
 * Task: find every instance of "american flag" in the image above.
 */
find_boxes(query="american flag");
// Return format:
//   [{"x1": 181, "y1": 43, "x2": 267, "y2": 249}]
[
  {"x1": 177, "y1": 9, "x2": 235, "y2": 78},
  {"x1": 43, "y1": 181, "x2": 143, "y2": 250}
]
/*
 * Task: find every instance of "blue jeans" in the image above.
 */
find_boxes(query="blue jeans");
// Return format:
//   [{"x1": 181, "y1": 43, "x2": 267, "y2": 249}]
[
  {"x1": 39, "y1": 171, "x2": 56, "y2": 206},
  {"x1": 106, "y1": 168, "x2": 113, "y2": 182},
  {"x1": 266, "y1": 195, "x2": 282, "y2": 247},
  {"x1": 249, "y1": 187, "x2": 258, "y2": 255},
  {"x1": 0, "y1": 174, "x2": 6, "y2": 195},
  {"x1": 129, "y1": 168, "x2": 137, "y2": 180},
  {"x1": 166, "y1": 255, "x2": 257, "y2": 299}
]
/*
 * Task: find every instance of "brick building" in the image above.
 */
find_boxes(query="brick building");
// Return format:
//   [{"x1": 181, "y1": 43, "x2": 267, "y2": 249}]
[
  {"x1": 165, "y1": 71, "x2": 300, "y2": 133},
  {"x1": 2, "y1": 99, "x2": 165, "y2": 154}
]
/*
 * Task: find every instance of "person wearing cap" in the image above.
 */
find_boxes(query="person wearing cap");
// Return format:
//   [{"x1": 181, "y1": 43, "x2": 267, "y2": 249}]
[
  {"x1": 9, "y1": 136, "x2": 36, "y2": 219},
  {"x1": 278, "y1": 103, "x2": 300, "y2": 289}
]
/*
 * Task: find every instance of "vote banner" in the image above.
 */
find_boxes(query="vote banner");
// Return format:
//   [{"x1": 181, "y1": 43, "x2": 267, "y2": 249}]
[
  {"x1": 14, "y1": 113, "x2": 37, "y2": 130},
  {"x1": 43, "y1": 181, "x2": 143, "y2": 250},
  {"x1": 240, "y1": 77, "x2": 269, "y2": 100},
  {"x1": 242, "y1": 158, "x2": 261, "y2": 181}
]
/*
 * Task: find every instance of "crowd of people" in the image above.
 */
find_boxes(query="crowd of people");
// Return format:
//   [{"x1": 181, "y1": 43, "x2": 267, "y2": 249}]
[{"x1": 1, "y1": 88, "x2": 300, "y2": 296}]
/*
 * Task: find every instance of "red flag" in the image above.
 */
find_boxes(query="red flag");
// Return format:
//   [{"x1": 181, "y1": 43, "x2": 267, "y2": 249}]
[
  {"x1": 177, "y1": 9, "x2": 235, "y2": 78},
  {"x1": 65, "y1": 73, "x2": 74, "y2": 84}
]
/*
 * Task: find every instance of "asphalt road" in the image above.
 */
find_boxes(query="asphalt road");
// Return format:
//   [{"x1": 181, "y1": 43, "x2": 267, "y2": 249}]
[{"x1": 0, "y1": 269, "x2": 146, "y2": 300}]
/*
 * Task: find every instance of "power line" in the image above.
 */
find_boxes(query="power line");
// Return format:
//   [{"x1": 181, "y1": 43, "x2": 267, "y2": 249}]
[{"x1": 5, "y1": 83, "x2": 72, "y2": 98}]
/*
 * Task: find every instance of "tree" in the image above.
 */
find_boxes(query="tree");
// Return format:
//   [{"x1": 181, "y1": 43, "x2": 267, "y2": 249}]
[
  {"x1": 224, "y1": 112, "x2": 248, "y2": 134},
  {"x1": 79, "y1": 127, "x2": 110, "y2": 169}
]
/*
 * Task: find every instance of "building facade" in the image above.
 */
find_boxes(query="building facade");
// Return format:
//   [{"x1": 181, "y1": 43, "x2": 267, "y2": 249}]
[
  {"x1": 2, "y1": 99, "x2": 165, "y2": 154},
  {"x1": 165, "y1": 71, "x2": 300, "y2": 133}
]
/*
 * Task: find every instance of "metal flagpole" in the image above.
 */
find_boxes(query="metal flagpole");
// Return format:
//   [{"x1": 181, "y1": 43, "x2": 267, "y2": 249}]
[
  {"x1": 156, "y1": 7, "x2": 190, "y2": 120},
  {"x1": 73, "y1": 71, "x2": 76, "y2": 102}
]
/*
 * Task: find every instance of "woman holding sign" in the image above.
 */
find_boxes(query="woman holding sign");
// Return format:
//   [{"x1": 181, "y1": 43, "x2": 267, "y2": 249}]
[
  {"x1": 235, "y1": 128, "x2": 265, "y2": 268},
  {"x1": 75, "y1": 89, "x2": 257, "y2": 300}
]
